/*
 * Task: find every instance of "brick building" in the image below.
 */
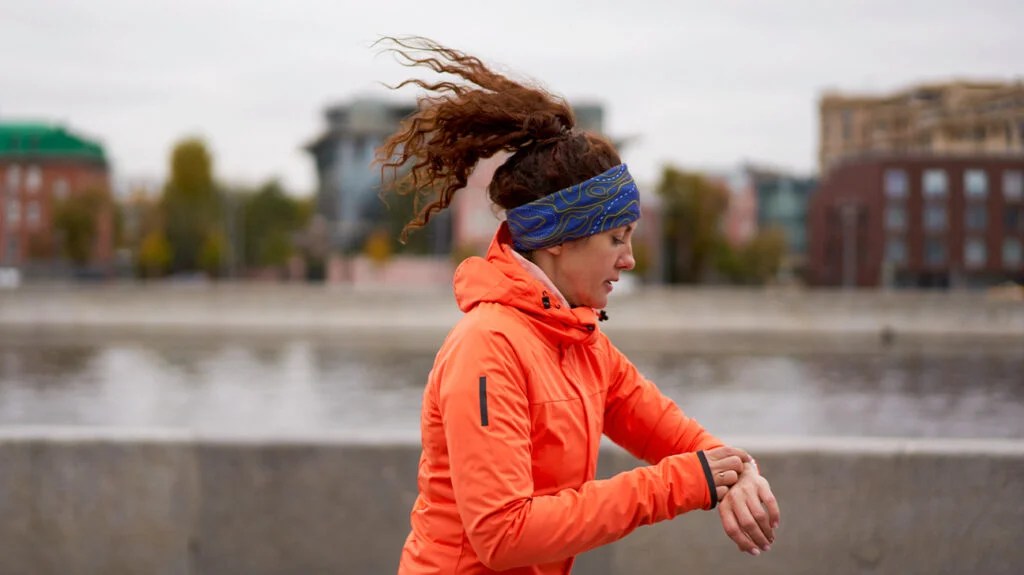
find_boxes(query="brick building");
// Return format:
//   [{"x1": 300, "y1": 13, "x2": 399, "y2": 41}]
[
  {"x1": 819, "y1": 80, "x2": 1024, "y2": 173},
  {"x1": 0, "y1": 123, "x2": 114, "y2": 273},
  {"x1": 808, "y1": 155, "x2": 1024, "y2": 288}
]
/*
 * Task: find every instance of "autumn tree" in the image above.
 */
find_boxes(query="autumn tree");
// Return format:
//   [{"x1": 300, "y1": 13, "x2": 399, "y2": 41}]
[
  {"x1": 198, "y1": 229, "x2": 228, "y2": 278},
  {"x1": 137, "y1": 229, "x2": 173, "y2": 278},
  {"x1": 241, "y1": 180, "x2": 309, "y2": 269},
  {"x1": 714, "y1": 227, "x2": 787, "y2": 285},
  {"x1": 52, "y1": 187, "x2": 111, "y2": 265},
  {"x1": 656, "y1": 166, "x2": 729, "y2": 284},
  {"x1": 160, "y1": 138, "x2": 222, "y2": 273},
  {"x1": 743, "y1": 227, "x2": 787, "y2": 284}
]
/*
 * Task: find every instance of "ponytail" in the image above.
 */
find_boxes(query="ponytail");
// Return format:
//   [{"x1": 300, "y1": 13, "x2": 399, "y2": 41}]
[{"x1": 375, "y1": 36, "x2": 619, "y2": 242}]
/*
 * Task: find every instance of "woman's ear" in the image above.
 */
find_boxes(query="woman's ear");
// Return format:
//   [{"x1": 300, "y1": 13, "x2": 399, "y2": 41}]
[{"x1": 542, "y1": 244, "x2": 563, "y2": 257}]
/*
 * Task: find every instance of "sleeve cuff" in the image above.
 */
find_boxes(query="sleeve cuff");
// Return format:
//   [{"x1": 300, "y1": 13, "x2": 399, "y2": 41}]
[{"x1": 696, "y1": 450, "x2": 718, "y2": 509}]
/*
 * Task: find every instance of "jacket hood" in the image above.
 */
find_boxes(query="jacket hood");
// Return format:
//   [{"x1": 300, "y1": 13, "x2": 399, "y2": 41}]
[{"x1": 453, "y1": 222, "x2": 600, "y2": 347}]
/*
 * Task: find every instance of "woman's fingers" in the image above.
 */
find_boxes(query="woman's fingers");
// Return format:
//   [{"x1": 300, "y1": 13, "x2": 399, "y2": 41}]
[
  {"x1": 723, "y1": 455, "x2": 745, "y2": 472},
  {"x1": 719, "y1": 499, "x2": 758, "y2": 554},
  {"x1": 716, "y1": 466, "x2": 782, "y2": 557},
  {"x1": 732, "y1": 494, "x2": 772, "y2": 551},
  {"x1": 759, "y1": 478, "x2": 782, "y2": 529},
  {"x1": 714, "y1": 469, "x2": 739, "y2": 487},
  {"x1": 706, "y1": 446, "x2": 752, "y2": 463},
  {"x1": 745, "y1": 492, "x2": 774, "y2": 545},
  {"x1": 709, "y1": 455, "x2": 745, "y2": 480}
]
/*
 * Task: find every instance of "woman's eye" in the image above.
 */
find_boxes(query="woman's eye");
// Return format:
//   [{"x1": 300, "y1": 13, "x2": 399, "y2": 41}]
[{"x1": 612, "y1": 236, "x2": 625, "y2": 245}]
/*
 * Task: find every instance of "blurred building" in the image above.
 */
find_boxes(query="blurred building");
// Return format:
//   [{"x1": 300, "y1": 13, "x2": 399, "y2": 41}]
[
  {"x1": 305, "y1": 98, "x2": 419, "y2": 254},
  {"x1": 305, "y1": 96, "x2": 611, "y2": 261},
  {"x1": 808, "y1": 156, "x2": 1024, "y2": 288},
  {"x1": 710, "y1": 165, "x2": 817, "y2": 280},
  {"x1": 0, "y1": 123, "x2": 114, "y2": 274},
  {"x1": 819, "y1": 80, "x2": 1024, "y2": 173},
  {"x1": 754, "y1": 168, "x2": 818, "y2": 279},
  {"x1": 710, "y1": 169, "x2": 758, "y2": 248}
]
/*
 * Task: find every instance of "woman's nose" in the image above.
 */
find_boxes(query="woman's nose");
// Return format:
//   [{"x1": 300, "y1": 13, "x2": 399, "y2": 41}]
[{"x1": 618, "y1": 249, "x2": 636, "y2": 271}]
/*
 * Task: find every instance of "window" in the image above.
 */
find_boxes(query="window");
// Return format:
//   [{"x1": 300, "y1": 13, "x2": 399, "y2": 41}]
[
  {"x1": 1004, "y1": 238, "x2": 1022, "y2": 268},
  {"x1": 53, "y1": 179, "x2": 69, "y2": 201},
  {"x1": 964, "y1": 238, "x2": 986, "y2": 268},
  {"x1": 885, "y1": 237, "x2": 907, "y2": 265},
  {"x1": 4, "y1": 164, "x2": 20, "y2": 190},
  {"x1": 925, "y1": 238, "x2": 947, "y2": 266},
  {"x1": 5, "y1": 199, "x2": 19, "y2": 228},
  {"x1": 884, "y1": 169, "x2": 908, "y2": 198},
  {"x1": 1005, "y1": 170, "x2": 1023, "y2": 202},
  {"x1": 885, "y1": 206, "x2": 907, "y2": 231},
  {"x1": 923, "y1": 169, "x2": 948, "y2": 198},
  {"x1": 964, "y1": 169, "x2": 988, "y2": 199},
  {"x1": 26, "y1": 165, "x2": 42, "y2": 193},
  {"x1": 924, "y1": 204, "x2": 947, "y2": 231},
  {"x1": 26, "y1": 201, "x2": 40, "y2": 227},
  {"x1": 352, "y1": 136, "x2": 368, "y2": 163},
  {"x1": 965, "y1": 204, "x2": 987, "y2": 231},
  {"x1": 1007, "y1": 207, "x2": 1024, "y2": 233},
  {"x1": 5, "y1": 236, "x2": 19, "y2": 263}
]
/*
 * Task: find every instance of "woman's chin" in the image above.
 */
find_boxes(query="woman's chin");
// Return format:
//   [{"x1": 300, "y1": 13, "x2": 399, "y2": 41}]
[{"x1": 566, "y1": 290, "x2": 607, "y2": 310}]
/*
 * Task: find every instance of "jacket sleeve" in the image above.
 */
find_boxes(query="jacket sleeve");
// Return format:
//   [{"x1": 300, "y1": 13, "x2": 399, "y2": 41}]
[
  {"x1": 438, "y1": 328, "x2": 715, "y2": 571},
  {"x1": 601, "y1": 337, "x2": 724, "y2": 464}
]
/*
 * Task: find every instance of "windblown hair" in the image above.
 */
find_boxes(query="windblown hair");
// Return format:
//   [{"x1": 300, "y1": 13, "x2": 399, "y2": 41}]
[{"x1": 375, "y1": 36, "x2": 621, "y2": 243}]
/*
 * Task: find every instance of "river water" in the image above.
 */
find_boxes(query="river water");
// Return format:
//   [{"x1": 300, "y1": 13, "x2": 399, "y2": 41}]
[{"x1": 0, "y1": 331, "x2": 1021, "y2": 439}]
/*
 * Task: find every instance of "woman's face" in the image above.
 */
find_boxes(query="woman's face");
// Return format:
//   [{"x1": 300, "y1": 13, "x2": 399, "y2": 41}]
[{"x1": 546, "y1": 223, "x2": 637, "y2": 309}]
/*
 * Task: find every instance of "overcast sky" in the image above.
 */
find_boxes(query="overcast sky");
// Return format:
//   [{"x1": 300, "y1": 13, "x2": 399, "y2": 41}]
[{"x1": 1, "y1": 0, "x2": 1020, "y2": 195}]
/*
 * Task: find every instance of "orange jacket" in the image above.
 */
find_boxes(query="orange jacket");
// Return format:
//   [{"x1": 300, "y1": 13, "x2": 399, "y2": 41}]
[{"x1": 398, "y1": 223, "x2": 723, "y2": 575}]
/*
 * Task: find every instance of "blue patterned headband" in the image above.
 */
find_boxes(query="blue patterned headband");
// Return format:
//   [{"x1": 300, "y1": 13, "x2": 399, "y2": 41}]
[{"x1": 505, "y1": 164, "x2": 641, "y2": 251}]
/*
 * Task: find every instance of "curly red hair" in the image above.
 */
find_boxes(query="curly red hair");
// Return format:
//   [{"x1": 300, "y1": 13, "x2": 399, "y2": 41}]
[{"x1": 375, "y1": 36, "x2": 621, "y2": 243}]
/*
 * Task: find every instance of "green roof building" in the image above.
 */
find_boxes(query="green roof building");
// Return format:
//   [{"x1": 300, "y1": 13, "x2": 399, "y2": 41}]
[
  {"x1": 0, "y1": 123, "x2": 107, "y2": 165},
  {"x1": 1, "y1": 122, "x2": 113, "y2": 271}
]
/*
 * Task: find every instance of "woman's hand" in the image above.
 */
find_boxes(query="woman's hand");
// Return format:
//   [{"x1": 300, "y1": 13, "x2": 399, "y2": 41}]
[
  {"x1": 717, "y1": 461, "x2": 781, "y2": 556},
  {"x1": 703, "y1": 446, "x2": 752, "y2": 500}
]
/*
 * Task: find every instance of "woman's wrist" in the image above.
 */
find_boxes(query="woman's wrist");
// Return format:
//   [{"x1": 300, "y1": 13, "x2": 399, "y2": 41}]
[{"x1": 743, "y1": 458, "x2": 760, "y2": 476}]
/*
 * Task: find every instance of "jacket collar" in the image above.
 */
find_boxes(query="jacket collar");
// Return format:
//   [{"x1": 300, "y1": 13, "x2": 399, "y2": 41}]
[{"x1": 453, "y1": 222, "x2": 600, "y2": 347}]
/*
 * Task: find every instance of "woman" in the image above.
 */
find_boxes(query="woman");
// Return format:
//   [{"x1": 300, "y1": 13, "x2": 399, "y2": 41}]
[{"x1": 376, "y1": 37, "x2": 780, "y2": 575}]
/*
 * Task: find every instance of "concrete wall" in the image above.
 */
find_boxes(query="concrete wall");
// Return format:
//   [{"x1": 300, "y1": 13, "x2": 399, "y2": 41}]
[
  {"x1": 0, "y1": 430, "x2": 1020, "y2": 575},
  {"x1": 1, "y1": 285, "x2": 1022, "y2": 354}
]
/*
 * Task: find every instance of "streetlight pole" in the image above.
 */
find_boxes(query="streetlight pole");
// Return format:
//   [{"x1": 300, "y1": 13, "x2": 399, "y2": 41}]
[{"x1": 841, "y1": 203, "x2": 858, "y2": 288}]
